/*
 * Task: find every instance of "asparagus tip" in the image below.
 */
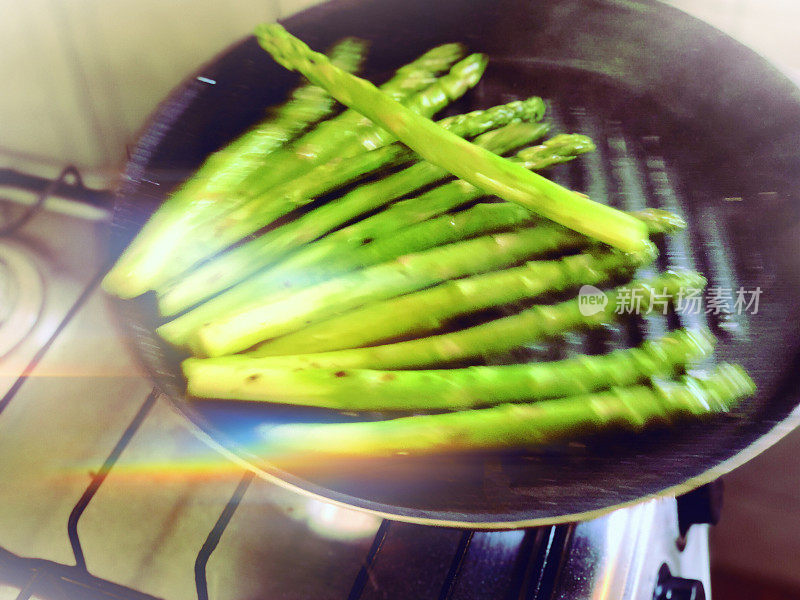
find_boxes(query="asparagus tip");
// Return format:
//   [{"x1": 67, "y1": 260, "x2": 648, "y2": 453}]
[
  {"x1": 723, "y1": 363, "x2": 757, "y2": 396},
  {"x1": 633, "y1": 208, "x2": 688, "y2": 234},
  {"x1": 665, "y1": 327, "x2": 717, "y2": 361},
  {"x1": 626, "y1": 238, "x2": 659, "y2": 266},
  {"x1": 663, "y1": 268, "x2": 707, "y2": 290},
  {"x1": 447, "y1": 53, "x2": 489, "y2": 91},
  {"x1": 677, "y1": 362, "x2": 756, "y2": 413},
  {"x1": 101, "y1": 268, "x2": 138, "y2": 299}
]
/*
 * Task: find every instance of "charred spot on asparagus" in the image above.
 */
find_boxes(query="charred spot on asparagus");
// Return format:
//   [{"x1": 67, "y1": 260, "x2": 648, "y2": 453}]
[
  {"x1": 185, "y1": 328, "x2": 716, "y2": 409},
  {"x1": 258, "y1": 364, "x2": 755, "y2": 458}
]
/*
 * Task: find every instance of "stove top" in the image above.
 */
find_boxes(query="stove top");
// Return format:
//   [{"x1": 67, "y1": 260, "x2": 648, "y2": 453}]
[{"x1": 0, "y1": 169, "x2": 712, "y2": 599}]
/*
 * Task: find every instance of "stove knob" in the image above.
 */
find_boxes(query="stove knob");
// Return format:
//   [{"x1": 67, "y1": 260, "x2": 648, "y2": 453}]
[
  {"x1": 653, "y1": 575, "x2": 706, "y2": 600},
  {"x1": 677, "y1": 480, "x2": 723, "y2": 537}
]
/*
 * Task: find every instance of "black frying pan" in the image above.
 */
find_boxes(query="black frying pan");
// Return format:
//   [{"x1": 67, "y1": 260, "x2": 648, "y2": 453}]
[{"x1": 109, "y1": 0, "x2": 800, "y2": 527}]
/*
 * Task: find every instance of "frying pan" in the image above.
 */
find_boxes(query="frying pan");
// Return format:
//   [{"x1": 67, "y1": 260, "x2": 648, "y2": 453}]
[{"x1": 109, "y1": 0, "x2": 800, "y2": 528}]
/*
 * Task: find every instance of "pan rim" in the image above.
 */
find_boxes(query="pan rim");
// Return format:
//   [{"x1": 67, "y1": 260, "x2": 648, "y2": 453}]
[{"x1": 156, "y1": 387, "x2": 800, "y2": 528}]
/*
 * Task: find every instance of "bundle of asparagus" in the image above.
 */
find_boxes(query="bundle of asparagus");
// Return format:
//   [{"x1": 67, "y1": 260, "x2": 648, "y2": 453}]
[{"x1": 103, "y1": 27, "x2": 755, "y2": 460}]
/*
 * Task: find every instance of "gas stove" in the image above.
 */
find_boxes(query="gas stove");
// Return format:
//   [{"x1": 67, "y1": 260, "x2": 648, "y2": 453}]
[{"x1": 0, "y1": 168, "x2": 712, "y2": 600}]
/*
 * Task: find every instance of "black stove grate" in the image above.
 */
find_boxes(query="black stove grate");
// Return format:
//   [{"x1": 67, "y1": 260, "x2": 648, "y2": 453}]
[
  {"x1": 0, "y1": 385, "x2": 572, "y2": 600},
  {"x1": 0, "y1": 166, "x2": 112, "y2": 236}
]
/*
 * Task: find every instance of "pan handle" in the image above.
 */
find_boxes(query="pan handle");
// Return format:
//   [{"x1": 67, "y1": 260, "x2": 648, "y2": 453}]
[{"x1": 677, "y1": 480, "x2": 724, "y2": 538}]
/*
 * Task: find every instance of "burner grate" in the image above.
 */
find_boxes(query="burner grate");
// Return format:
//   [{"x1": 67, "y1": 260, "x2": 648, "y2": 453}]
[
  {"x1": 194, "y1": 472, "x2": 254, "y2": 600},
  {"x1": 0, "y1": 381, "x2": 571, "y2": 600}
]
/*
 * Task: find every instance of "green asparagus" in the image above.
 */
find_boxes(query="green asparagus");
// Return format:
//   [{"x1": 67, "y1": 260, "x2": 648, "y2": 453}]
[
  {"x1": 99, "y1": 27, "x2": 744, "y2": 456},
  {"x1": 156, "y1": 208, "x2": 683, "y2": 349},
  {"x1": 192, "y1": 37, "x2": 367, "y2": 197},
  {"x1": 351, "y1": 203, "x2": 536, "y2": 264},
  {"x1": 251, "y1": 248, "x2": 641, "y2": 355},
  {"x1": 153, "y1": 52, "x2": 489, "y2": 287},
  {"x1": 185, "y1": 270, "x2": 703, "y2": 371},
  {"x1": 256, "y1": 364, "x2": 753, "y2": 458},
  {"x1": 155, "y1": 133, "x2": 589, "y2": 345},
  {"x1": 157, "y1": 121, "x2": 549, "y2": 317},
  {"x1": 186, "y1": 328, "x2": 715, "y2": 409},
  {"x1": 240, "y1": 50, "x2": 483, "y2": 198},
  {"x1": 192, "y1": 221, "x2": 607, "y2": 357},
  {"x1": 252, "y1": 202, "x2": 682, "y2": 326},
  {"x1": 255, "y1": 23, "x2": 653, "y2": 255},
  {"x1": 102, "y1": 37, "x2": 368, "y2": 298},
  {"x1": 190, "y1": 208, "x2": 687, "y2": 356}
]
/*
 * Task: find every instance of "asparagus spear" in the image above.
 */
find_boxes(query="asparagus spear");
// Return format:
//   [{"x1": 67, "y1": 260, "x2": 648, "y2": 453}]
[
  {"x1": 155, "y1": 98, "x2": 546, "y2": 302},
  {"x1": 104, "y1": 42, "x2": 467, "y2": 298},
  {"x1": 156, "y1": 208, "x2": 682, "y2": 349},
  {"x1": 255, "y1": 23, "x2": 653, "y2": 255},
  {"x1": 191, "y1": 206, "x2": 687, "y2": 357},
  {"x1": 257, "y1": 364, "x2": 753, "y2": 458},
  {"x1": 294, "y1": 52, "x2": 488, "y2": 161},
  {"x1": 161, "y1": 200, "x2": 533, "y2": 320},
  {"x1": 186, "y1": 328, "x2": 715, "y2": 409},
  {"x1": 185, "y1": 270, "x2": 704, "y2": 371},
  {"x1": 102, "y1": 37, "x2": 368, "y2": 298},
  {"x1": 240, "y1": 41, "x2": 470, "y2": 191},
  {"x1": 157, "y1": 121, "x2": 549, "y2": 317},
  {"x1": 192, "y1": 222, "x2": 605, "y2": 357},
  {"x1": 351, "y1": 202, "x2": 536, "y2": 264},
  {"x1": 251, "y1": 249, "x2": 640, "y2": 355},
  {"x1": 628, "y1": 208, "x2": 686, "y2": 235}
]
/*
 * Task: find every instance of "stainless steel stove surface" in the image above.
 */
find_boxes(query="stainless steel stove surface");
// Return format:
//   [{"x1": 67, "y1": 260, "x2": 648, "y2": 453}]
[{"x1": 0, "y1": 174, "x2": 712, "y2": 600}]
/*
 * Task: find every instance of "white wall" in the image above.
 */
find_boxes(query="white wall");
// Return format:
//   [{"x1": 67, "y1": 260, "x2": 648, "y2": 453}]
[{"x1": 0, "y1": 0, "x2": 324, "y2": 173}]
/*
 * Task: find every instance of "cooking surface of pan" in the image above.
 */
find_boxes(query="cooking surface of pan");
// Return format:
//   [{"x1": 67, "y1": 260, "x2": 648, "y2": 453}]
[{"x1": 110, "y1": 0, "x2": 800, "y2": 526}]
